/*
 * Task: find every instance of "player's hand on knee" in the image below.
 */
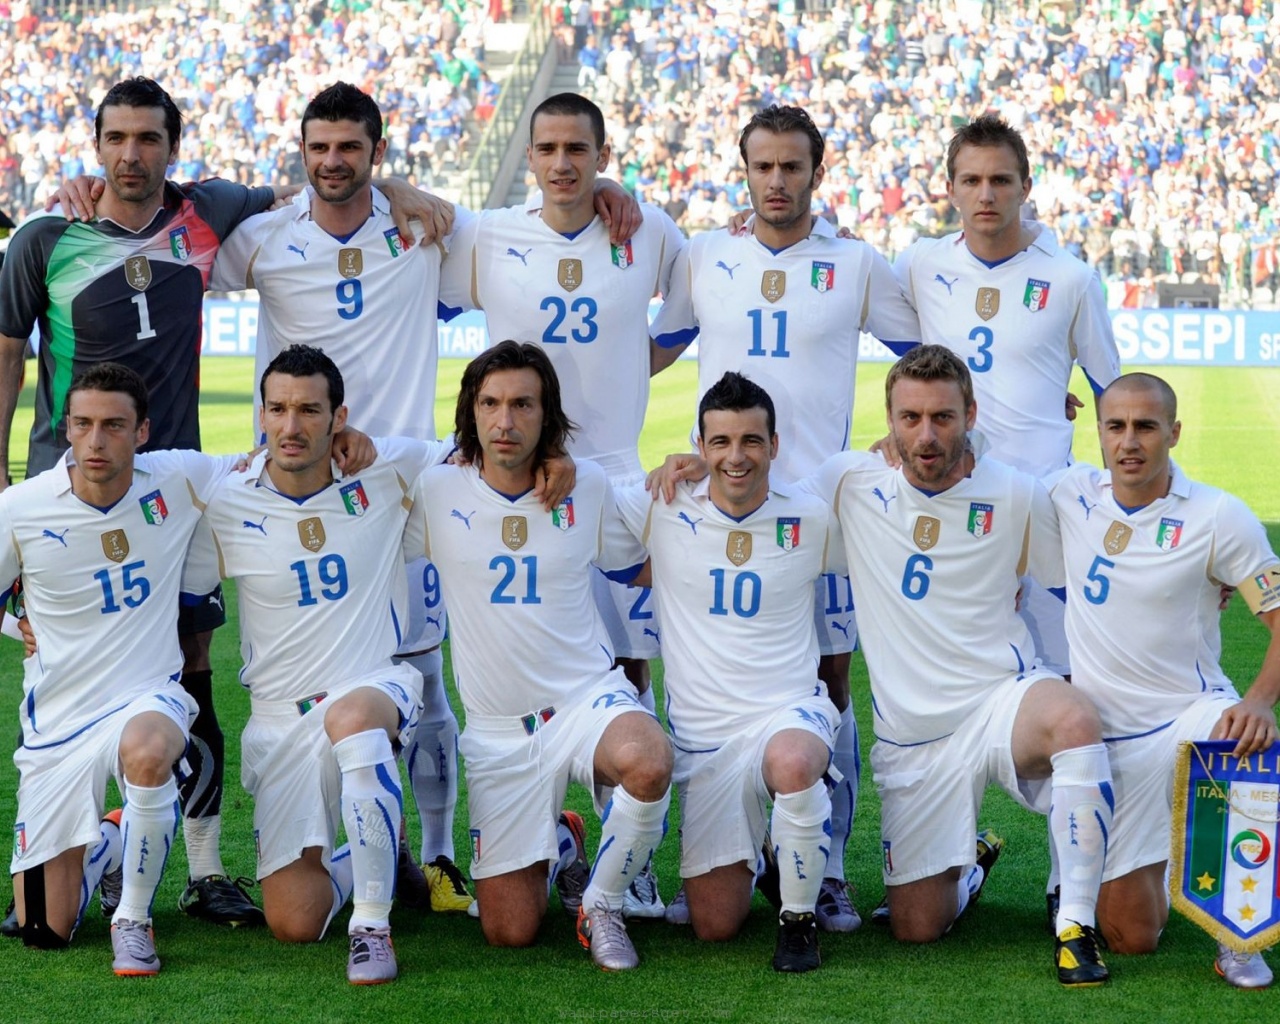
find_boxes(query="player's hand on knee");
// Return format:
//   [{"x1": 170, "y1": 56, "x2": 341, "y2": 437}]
[
  {"x1": 47, "y1": 175, "x2": 104, "y2": 221},
  {"x1": 534, "y1": 455, "x2": 577, "y2": 511},
  {"x1": 1211, "y1": 699, "x2": 1278, "y2": 758},
  {"x1": 646, "y1": 453, "x2": 706, "y2": 503}
]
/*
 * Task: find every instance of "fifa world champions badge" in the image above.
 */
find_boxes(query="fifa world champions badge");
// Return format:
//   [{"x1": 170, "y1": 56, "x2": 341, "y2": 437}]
[{"x1": 1170, "y1": 740, "x2": 1280, "y2": 953}]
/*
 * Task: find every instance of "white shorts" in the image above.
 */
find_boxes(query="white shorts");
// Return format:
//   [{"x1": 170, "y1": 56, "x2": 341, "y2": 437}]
[
  {"x1": 459, "y1": 672, "x2": 657, "y2": 879},
  {"x1": 1018, "y1": 577, "x2": 1069, "y2": 677},
  {"x1": 674, "y1": 694, "x2": 838, "y2": 878},
  {"x1": 871, "y1": 672, "x2": 1055, "y2": 886},
  {"x1": 1102, "y1": 693, "x2": 1238, "y2": 883},
  {"x1": 813, "y1": 573, "x2": 858, "y2": 656},
  {"x1": 399, "y1": 556, "x2": 448, "y2": 655},
  {"x1": 11, "y1": 684, "x2": 196, "y2": 873},
  {"x1": 241, "y1": 663, "x2": 423, "y2": 880}
]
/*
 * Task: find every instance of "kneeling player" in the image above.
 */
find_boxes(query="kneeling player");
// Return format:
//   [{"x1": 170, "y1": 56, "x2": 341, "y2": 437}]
[
  {"x1": 1, "y1": 365, "x2": 246, "y2": 974},
  {"x1": 404, "y1": 341, "x2": 673, "y2": 971},
  {"x1": 1048, "y1": 372, "x2": 1280, "y2": 988},
  {"x1": 188, "y1": 346, "x2": 451, "y2": 984},
  {"x1": 616, "y1": 373, "x2": 840, "y2": 971}
]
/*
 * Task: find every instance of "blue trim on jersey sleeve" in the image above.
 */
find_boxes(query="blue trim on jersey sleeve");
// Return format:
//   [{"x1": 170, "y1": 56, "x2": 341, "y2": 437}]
[
  {"x1": 881, "y1": 340, "x2": 919, "y2": 357},
  {"x1": 390, "y1": 602, "x2": 403, "y2": 648},
  {"x1": 1104, "y1": 718, "x2": 1174, "y2": 743},
  {"x1": 438, "y1": 300, "x2": 464, "y2": 322},
  {"x1": 1048, "y1": 586, "x2": 1067, "y2": 603},
  {"x1": 653, "y1": 325, "x2": 700, "y2": 350},
  {"x1": 601, "y1": 562, "x2": 645, "y2": 585},
  {"x1": 1083, "y1": 369, "x2": 1106, "y2": 396}
]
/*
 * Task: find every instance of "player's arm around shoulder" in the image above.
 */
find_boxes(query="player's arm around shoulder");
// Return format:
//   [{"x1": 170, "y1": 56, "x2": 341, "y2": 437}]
[{"x1": 188, "y1": 177, "x2": 278, "y2": 238}]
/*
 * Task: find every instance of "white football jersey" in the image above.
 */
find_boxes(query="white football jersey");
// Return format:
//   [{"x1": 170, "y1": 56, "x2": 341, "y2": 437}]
[
  {"x1": 811, "y1": 451, "x2": 1060, "y2": 746},
  {"x1": 651, "y1": 226, "x2": 920, "y2": 481},
  {"x1": 1048, "y1": 462, "x2": 1280, "y2": 738},
  {"x1": 405, "y1": 460, "x2": 647, "y2": 717},
  {"x1": 197, "y1": 437, "x2": 449, "y2": 703},
  {"x1": 614, "y1": 478, "x2": 838, "y2": 749},
  {"x1": 212, "y1": 188, "x2": 473, "y2": 442},
  {"x1": 894, "y1": 223, "x2": 1120, "y2": 478},
  {"x1": 0, "y1": 450, "x2": 236, "y2": 747},
  {"x1": 440, "y1": 204, "x2": 684, "y2": 477}
]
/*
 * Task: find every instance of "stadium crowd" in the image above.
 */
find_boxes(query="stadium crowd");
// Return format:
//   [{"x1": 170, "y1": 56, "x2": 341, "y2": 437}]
[{"x1": 0, "y1": 0, "x2": 1277, "y2": 306}]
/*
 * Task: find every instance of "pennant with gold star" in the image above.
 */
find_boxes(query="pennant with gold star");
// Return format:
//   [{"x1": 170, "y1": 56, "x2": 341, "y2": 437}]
[{"x1": 1170, "y1": 740, "x2": 1280, "y2": 953}]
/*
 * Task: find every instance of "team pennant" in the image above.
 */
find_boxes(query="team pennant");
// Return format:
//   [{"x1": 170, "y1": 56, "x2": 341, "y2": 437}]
[{"x1": 1171, "y1": 740, "x2": 1280, "y2": 952}]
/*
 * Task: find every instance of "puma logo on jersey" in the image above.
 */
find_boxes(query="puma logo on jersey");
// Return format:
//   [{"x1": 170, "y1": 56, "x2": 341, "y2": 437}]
[
  {"x1": 716, "y1": 261, "x2": 740, "y2": 279},
  {"x1": 207, "y1": 591, "x2": 224, "y2": 611},
  {"x1": 451, "y1": 509, "x2": 476, "y2": 530},
  {"x1": 677, "y1": 512, "x2": 702, "y2": 535},
  {"x1": 243, "y1": 516, "x2": 268, "y2": 534},
  {"x1": 42, "y1": 528, "x2": 69, "y2": 547},
  {"x1": 642, "y1": 627, "x2": 661, "y2": 642},
  {"x1": 74, "y1": 257, "x2": 102, "y2": 272},
  {"x1": 830, "y1": 619, "x2": 851, "y2": 639},
  {"x1": 424, "y1": 613, "x2": 442, "y2": 629},
  {"x1": 872, "y1": 487, "x2": 896, "y2": 513},
  {"x1": 935, "y1": 274, "x2": 959, "y2": 294},
  {"x1": 287, "y1": 243, "x2": 309, "y2": 261},
  {"x1": 506, "y1": 247, "x2": 531, "y2": 265},
  {"x1": 1077, "y1": 495, "x2": 1098, "y2": 519}
]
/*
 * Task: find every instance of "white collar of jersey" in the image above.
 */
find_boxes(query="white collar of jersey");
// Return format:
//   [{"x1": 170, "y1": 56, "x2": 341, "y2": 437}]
[
  {"x1": 740, "y1": 213, "x2": 835, "y2": 244},
  {"x1": 96, "y1": 202, "x2": 168, "y2": 234},
  {"x1": 688, "y1": 475, "x2": 793, "y2": 509},
  {"x1": 295, "y1": 185, "x2": 391, "y2": 222},
  {"x1": 1100, "y1": 459, "x2": 1191, "y2": 503}
]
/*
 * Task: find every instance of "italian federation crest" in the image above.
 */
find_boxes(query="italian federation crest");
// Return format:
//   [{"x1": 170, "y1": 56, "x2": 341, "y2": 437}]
[
  {"x1": 967, "y1": 502, "x2": 994, "y2": 538},
  {"x1": 384, "y1": 227, "x2": 407, "y2": 257},
  {"x1": 168, "y1": 226, "x2": 192, "y2": 262},
  {"x1": 340, "y1": 481, "x2": 369, "y2": 517},
  {"x1": 552, "y1": 498, "x2": 575, "y2": 531},
  {"x1": 777, "y1": 517, "x2": 801, "y2": 550},
  {"x1": 611, "y1": 241, "x2": 633, "y2": 270},
  {"x1": 140, "y1": 489, "x2": 168, "y2": 526},
  {"x1": 1171, "y1": 740, "x2": 1280, "y2": 952},
  {"x1": 1157, "y1": 517, "x2": 1184, "y2": 550},
  {"x1": 811, "y1": 261, "x2": 835, "y2": 293},
  {"x1": 1023, "y1": 277, "x2": 1050, "y2": 312}
]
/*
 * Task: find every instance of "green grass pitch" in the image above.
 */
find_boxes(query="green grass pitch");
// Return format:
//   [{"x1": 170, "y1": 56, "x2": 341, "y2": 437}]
[{"x1": 1, "y1": 358, "x2": 1278, "y2": 1023}]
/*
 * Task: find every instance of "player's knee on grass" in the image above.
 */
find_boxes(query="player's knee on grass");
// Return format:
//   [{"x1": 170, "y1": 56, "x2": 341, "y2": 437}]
[
  {"x1": 887, "y1": 872, "x2": 961, "y2": 944},
  {"x1": 119, "y1": 713, "x2": 188, "y2": 787},
  {"x1": 1098, "y1": 868, "x2": 1168, "y2": 954},
  {"x1": 686, "y1": 867, "x2": 752, "y2": 942},
  {"x1": 261, "y1": 854, "x2": 333, "y2": 944},
  {"x1": 476, "y1": 868, "x2": 546, "y2": 947},
  {"x1": 16, "y1": 858, "x2": 79, "y2": 949}
]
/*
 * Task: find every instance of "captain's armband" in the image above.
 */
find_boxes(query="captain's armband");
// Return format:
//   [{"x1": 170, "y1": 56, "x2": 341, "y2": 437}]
[{"x1": 1238, "y1": 566, "x2": 1280, "y2": 615}]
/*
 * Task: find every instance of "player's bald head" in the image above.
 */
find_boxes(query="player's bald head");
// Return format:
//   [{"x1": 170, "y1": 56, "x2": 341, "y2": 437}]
[{"x1": 1099, "y1": 373, "x2": 1177, "y2": 425}]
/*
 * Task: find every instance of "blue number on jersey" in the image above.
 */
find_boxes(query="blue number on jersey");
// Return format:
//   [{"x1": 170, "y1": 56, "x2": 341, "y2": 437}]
[
  {"x1": 822, "y1": 572, "x2": 854, "y2": 614},
  {"x1": 708, "y1": 568, "x2": 762, "y2": 617},
  {"x1": 290, "y1": 554, "x2": 350, "y2": 607},
  {"x1": 747, "y1": 309, "x2": 789, "y2": 358},
  {"x1": 967, "y1": 325, "x2": 993, "y2": 373},
  {"x1": 900, "y1": 553, "x2": 933, "y2": 600},
  {"x1": 94, "y1": 560, "x2": 151, "y2": 614},
  {"x1": 1083, "y1": 555, "x2": 1115, "y2": 605},
  {"x1": 336, "y1": 279, "x2": 364, "y2": 320},
  {"x1": 490, "y1": 555, "x2": 542, "y2": 604},
  {"x1": 627, "y1": 587, "x2": 653, "y2": 620},
  {"x1": 540, "y1": 295, "x2": 599, "y2": 344},
  {"x1": 422, "y1": 562, "x2": 442, "y2": 610}
]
